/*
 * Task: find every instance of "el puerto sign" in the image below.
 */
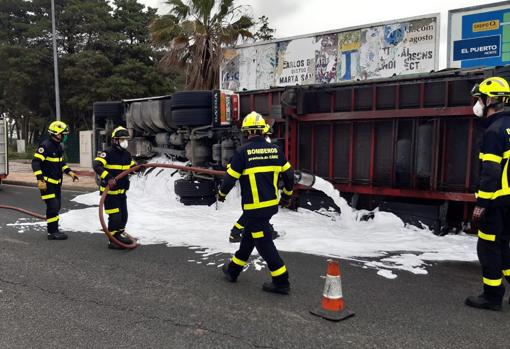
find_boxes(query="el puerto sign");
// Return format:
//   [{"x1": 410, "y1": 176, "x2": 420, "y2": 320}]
[
  {"x1": 448, "y1": 1, "x2": 510, "y2": 68},
  {"x1": 453, "y1": 35, "x2": 501, "y2": 61}
]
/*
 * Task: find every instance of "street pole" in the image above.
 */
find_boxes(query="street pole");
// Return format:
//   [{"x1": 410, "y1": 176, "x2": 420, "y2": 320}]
[{"x1": 51, "y1": 0, "x2": 61, "y2": 121}]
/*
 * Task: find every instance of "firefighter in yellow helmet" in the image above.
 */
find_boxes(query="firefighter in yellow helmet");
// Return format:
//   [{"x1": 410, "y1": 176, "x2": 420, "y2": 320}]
[
  {"x1": 31, "y1": 120, "x2": 79, "y2": 240},
  {"x1": 466, "y1": 76, "x2": 510, "y2": 310},
  {"x1": 228, "y1": 122, "x2": 279, "y2": 243},
  {"x1": 218, "y1": 111, "x2": 294, "y2": 294},
  {"x1": 93, "y1": 126, "x2": 136, "y2": 249}
]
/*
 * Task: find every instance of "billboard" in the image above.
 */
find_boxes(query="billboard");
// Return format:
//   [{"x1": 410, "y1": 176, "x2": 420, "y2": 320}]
[
  {"x1": 221, "y1": 14, "x2": 439, "y2": 91},
  {"x1": 448, "y1": 1, "x2": 510, "y2": 68}
]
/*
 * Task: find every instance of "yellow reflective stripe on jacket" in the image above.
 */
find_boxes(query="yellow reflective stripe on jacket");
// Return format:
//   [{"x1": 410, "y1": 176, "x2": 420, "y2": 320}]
[
  {"x1": 234, "y1": 222, "x2": 244, "y2": 229},
  {"x1": 242, "y1": 166, "x2": 282, "y2": 175},
  {"x1": 95, "y1": 157, "x2": 107, "y2": 166},
  {"x1": 33, "y1": 153, "x2": 45, "y2": 161},
  {"x1": 480, "y1": 153, "x2": 503, "y2": 164},
  {"x1": 476, "y1": 188, "x2": 510, "y2": 200},
  {"x1": 47, "y1": 216, "x2": 60, "y2": 223},
  {"x1": 232, "y1": 256, "x2": 247, "y2": 267},
  {"x1": 503, "y1": 269, "x2": 510, "y2": 276},
  {"x1": 41, "y1": 193, "x2": 56, "y2": 200},
  {"x1": 244, "y1": 198, "x2": 280, "y2": 210},
  {"x1": 282, "y1": 187, "x2": 293, "y2": 196},
  {"x1": 100, "y1": 170, "x2": 109, "y2": 179},
  {"x1": 130, "y1": 160, "x2": 136, "y2": 167},
  {"x1": 105, "y1": 208, "x2": 120, "y2": 214},
  {"x1": 227, "y1": 167, "x2": 241, "y2": 179},
  {"x1": 251, "y1": 231, "x2": 264, "y2": 239},
  {"x1": 104, "y1": 164, "x2": 131, "y2": 170},
  {"x1": 62, "y1": 165, "x2": 69, "y2": 171},
  {"x1": 271, "y1": 265, "x2": 287, "y2": 277},
  {"x1": 476, "y1": 190, "x2": 494, "y2": 200},
  {"x1": 99, "y1": 187, "x2": 127, "y2": 195},
  {"x1": 504, "y1": 150, "x2": 510, "y2": 159},
  {"x1": 478, "y1": 230, "x2": 496, "y2": 242},
  {"x1": 45, "y1": 156, "x2": 63, "y2": 162},
  {"x1": 33, "y1": 170, "x2": 43, "y2": 176},
  {"x1": 282, "y1": 162, "x2": 291, "y2": 172},
  {"x1": 483, "y1": 277, "x2": 502, "y2": 287},
  {"x1": 44, "y1": 176, "x2": 61, "y2": 184}
]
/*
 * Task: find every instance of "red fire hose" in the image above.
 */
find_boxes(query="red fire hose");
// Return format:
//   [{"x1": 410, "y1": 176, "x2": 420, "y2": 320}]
[
  {"x1": 0, "y1": 205, "x2": 46, "y2": 220},
  {"x1": 1, "y1": 163, "x2": 225, "y2": 249},
  {"x1": 100, "y1": 163, "x2": 225, "y2": 249}
]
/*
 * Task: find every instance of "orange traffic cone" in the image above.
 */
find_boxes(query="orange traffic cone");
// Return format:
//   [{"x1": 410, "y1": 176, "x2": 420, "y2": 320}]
[{"x1": 310, "y1": 259, "x2": 354, "y2": 321}]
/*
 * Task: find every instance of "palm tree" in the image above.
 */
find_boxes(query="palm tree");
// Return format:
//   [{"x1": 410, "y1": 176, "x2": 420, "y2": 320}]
[{"x1": 150, "y1": 0, "x2": 254, "y2": 90}]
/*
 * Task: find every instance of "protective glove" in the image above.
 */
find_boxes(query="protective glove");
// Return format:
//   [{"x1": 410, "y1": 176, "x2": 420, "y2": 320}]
[
  {"x1": 37, "y1": 179, "x2": 47, "y2": 191},
  {"x1": 471, "y1": 206, "x2": 486, "y2": 233},
  {"x1": 279, "y1": 193, "x2": 292, "y2": 208},
  {"x1": 217, "y1": 191, "x2": 227, "y2": 202},
  {"x1": 68, "y1": 171, "x2": 79, "y2": 182},
  {"x1": 107, "y1": 178, "x2": 117, "y2": 190}
]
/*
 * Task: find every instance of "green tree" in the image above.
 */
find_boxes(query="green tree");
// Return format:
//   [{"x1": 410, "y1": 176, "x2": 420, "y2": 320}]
[
  {"x1": 149, "y1": 0, "x2": 255, "y2": 90},
  {"x1": 254, "y1": 15, "x2": 275, "y2": 42}
]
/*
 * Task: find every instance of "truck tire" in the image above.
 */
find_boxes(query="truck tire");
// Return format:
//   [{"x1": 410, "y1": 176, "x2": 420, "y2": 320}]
[
  {"x1": 174, "y1": 178, "x2": 216, "y2": 197},
  {"x1": 93, "y1": 101, "x2": 123, "y2": 121},
  {"x1": 179, "y1": 195, "x2": 216, "y2": 206},
  {"x1": 172, "y1": 91, "x2": 213, "y2": 109},
  {"x1": 172, "y1": 108, "x2": 212, "y2": 126}
]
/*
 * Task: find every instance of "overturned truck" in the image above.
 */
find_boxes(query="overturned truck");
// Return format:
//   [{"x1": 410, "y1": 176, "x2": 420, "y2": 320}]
[{"x1": 93, "y1": 65, "x2": 509, "y2": 234}]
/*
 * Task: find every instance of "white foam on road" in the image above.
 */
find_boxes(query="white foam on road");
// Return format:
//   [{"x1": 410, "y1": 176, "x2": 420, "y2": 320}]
[{"x1": 9, "y1": 159, "x2": 478, "y2": 278}]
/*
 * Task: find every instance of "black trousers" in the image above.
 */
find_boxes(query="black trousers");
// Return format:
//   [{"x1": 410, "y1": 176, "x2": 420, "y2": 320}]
[
  {"x1": 477, "y1": 206, "x2": 510, "y2": 302},
  {"x1": 104, "y1": 194, "x2": 128, "y2": 234},
  {"x1": 40, "y1": 183, "x2": 61, "y2": 234},
  {"x1": 228, "y1": 215, "x2": 288, "y2": 284}
]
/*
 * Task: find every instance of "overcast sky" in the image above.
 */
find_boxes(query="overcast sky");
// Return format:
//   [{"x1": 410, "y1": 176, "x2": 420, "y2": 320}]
[{"x1": 138, "y1": 0, "x2": 503, "y2": 68}]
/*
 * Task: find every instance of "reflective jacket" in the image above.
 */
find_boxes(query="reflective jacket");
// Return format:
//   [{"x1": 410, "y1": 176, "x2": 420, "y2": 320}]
[
  {"x1": 220, "y1": 136, "x2": 294, "y2": 217},
  {"x1": 31, "y1": 138, "x2": 72, "y2": 184},
  {"x1": 476, "y1": 111, "x2": 510, "y2": 208},
  {"x1": 93, "y1": 146, "x2": 135, "y2": 195}
]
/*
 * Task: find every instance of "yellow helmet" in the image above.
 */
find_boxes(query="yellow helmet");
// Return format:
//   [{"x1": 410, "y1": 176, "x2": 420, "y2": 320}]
[
  {"x1": 48, "y1": 121, "x2": 69, "y2": 135},
  {"x1": 241, "y1": 111, "x2": 266, "y2": 134},
  {"x1": 472, "y1": 77, "x2": 510, "y2": 102},
  {"x1": 111, "y1": 126, "x2": 130, "y2": 139}
]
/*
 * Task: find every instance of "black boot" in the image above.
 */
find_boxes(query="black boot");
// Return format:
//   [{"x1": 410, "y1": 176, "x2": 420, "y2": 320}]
[
  {"x1": 229, "y1": 227, "x2": 243, "y2": 243},
  {"x1": 47, "y1": 231, "x2": 68, "y2": 240},
  {"x1": 108, "y1": 241, "x2": 126, "y2": 250},
  {"x1": 465, "y1": 295, "x2": 502, "y2": 311},
  {"x1": 113, "y1": 231, "x2": 133, "y2": 245},
  {"x1": 222, "y1": 264, "x2": 238, "y2": 282},
  {"x1": 262, "y1": 282, "x2": 290, "y2": 295}
]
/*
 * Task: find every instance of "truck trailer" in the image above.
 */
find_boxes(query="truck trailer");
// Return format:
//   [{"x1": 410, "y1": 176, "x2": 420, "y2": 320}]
[{"x1": 92, "y1": 65, "x2": 507, "y2": 234}]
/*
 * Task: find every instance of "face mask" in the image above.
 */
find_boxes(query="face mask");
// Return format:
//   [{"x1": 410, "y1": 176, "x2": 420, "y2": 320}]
[
  {"x1": 120, "y1": 140, "x2": 129, "y2": 149},
  {"x1": 473, "y1": 100, "x2": 485, "y2": 118}
]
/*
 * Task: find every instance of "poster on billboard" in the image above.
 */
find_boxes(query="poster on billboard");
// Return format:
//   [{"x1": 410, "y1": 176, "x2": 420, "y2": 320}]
[
  {"x1": 448, "y1": 1, "x2": 510, "y2": 68},
  {"x1": 338, "y1": 17, "x2": 437, "y2": 81},
  {"x1": 220, "y1": 14, "x2": 439, "y2": 91},
  {"x1": 274, "y1": 37, "x2": 317, "y2": 86}
]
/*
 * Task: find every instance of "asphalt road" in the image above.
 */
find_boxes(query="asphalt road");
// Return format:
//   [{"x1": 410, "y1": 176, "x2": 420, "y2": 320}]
[{"x1": 1, "y1": 184, "x2": 510, "y2": 348}]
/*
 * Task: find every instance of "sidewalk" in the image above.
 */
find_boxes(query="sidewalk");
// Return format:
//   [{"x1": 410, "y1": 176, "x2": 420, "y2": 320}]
[{"x1": 3, "y1": 159, "x2": 98, "y2": 192}]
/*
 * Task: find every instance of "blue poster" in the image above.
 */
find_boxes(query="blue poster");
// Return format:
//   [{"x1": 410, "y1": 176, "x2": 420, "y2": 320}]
[{"x1": 455, "y1": 8, "x2": 510, "y2": 68}]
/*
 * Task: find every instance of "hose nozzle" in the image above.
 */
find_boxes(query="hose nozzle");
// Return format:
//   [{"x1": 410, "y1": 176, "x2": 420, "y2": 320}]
[{"x1": 294, "y1": 170, "x2": 315, "y2": 187}]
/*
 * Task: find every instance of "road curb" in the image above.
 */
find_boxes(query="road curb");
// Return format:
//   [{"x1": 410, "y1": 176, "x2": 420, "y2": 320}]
[{"x1": 2, "y1": 180, "x2": 96, "y2": 192}]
